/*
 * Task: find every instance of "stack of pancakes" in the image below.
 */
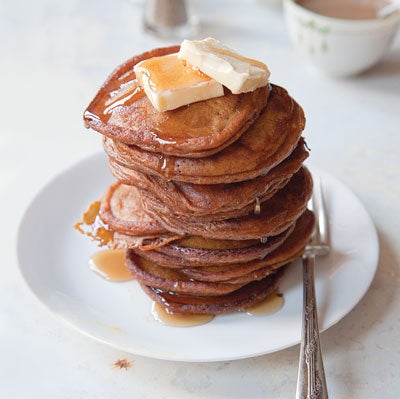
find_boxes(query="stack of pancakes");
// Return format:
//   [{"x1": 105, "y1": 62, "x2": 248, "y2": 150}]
[{"x1": 82, "y1": 46, "x2": 314, "y2": 315}]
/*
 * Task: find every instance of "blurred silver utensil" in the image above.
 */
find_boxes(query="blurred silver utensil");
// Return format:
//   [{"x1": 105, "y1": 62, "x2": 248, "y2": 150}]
[
  {"x1": 143, "y1": 0, "x2": 198, "y2": 39},
  {"x1": 296, "y1": 178, "x2": 330, "y2": 399}
]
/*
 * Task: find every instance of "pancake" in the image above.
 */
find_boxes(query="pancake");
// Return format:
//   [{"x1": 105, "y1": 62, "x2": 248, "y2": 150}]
[
  {"x1": 74, "y1": 198, "x2": 181, "y2": 251},
  {"x1": 82, "y1": 182, "x2": 183, "y2": 250},
  {"x1": 108, "y1": 139, "x2": 308, "y2": 221},
  {"x1": 97, "y1": 166, "x2": 312, "y2": 242},
  {"x1": 170, "y1": 236, "x2": 261, "y2": 250},
  {"x1": 84, "y1": 46, "x2": 270, "y2": 158},
  {"x1": 135, "y1": 223, "x2": 296, "y2": 268},
  {"x1": 112, "y1": 232, "x2": 182, "y2": 251},
  {"x1": 140, "y1": 269, "x2": 285, "y2": 315},
  {"x1": 103, "y1": 84, "x2": 306, "y2": 184},
  {"x1": 99, "y1": 182, "x2": 168, "y2": 236},
  {"x1": 126, "y1": 209, "x2": 313, "y2": 311},
  {"x1": 180, "y1": 210, "x2": 314, "y2": 282},
  {"x1": 79, "y1": 43, "x2": 314, "y2": 317},
  {"x1": 143, "y1": 167, "x2": 313, "y2": 240},
  {"x1": 126, "y1": 251, "x2": 246, "y2": 296}
]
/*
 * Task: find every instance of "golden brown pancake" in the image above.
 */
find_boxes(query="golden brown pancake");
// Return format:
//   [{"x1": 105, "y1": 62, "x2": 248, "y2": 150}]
[
  {"x1": 84, "y1": 46, "x2": 270, "y2": 158},
  {"x1": 124, "y1": 206, "x2": 313, "y2": 307},
  {"x1": 126, "y1": 251, "x2": 247, "y2": 296},
  {"x1": 108, "y1": 139, "x2": 308, "y2": 221},
  {"x1": 103, "y1": 85, "x2": 306, "y2": 184},
  {"x1": 99, "y1": 182, "x2": 168, "y2": 236},
  {"x1": 171, "y1": 236, "x2": 261, "y2": 250},
  {"x1": 96, "y1": 182, "x2": 182, "y2": 250},
  {"x1": 143, "y1": 167, "x2": 313, "y2": 240},
  {"x1": 180, "y1": 210, "x2": 314, "y2": 282},
  {"x1": 97, "y1": 167, "x2": 311, "y2": 243},
  {"x1": 74, "y1": 198, "x2": 181, "y2": 251},
  {"x1": 79, "y1": 44, "x2": 314, "y2": 316},
  {"x1": 135, "y1": 223, "x2": 296, "y2": 268},
  {"x1": 97, "y1": 167, "x2": 312, "y2": 244},
  {"x1": 140, "y1": 269, "x2": 285, "y2": 315},
  {"x1": 112, "y1": 232, "x2": 182, "y2": 251}
]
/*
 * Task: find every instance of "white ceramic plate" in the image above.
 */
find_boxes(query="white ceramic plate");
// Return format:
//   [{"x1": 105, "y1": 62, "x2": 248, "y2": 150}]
[{"x1": 17, "y1": 153, "x2": 379, "y2": 362}]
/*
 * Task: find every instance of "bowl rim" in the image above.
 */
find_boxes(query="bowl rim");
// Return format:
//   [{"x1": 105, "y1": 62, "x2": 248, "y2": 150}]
[{"x1": 283, "y1": 0, "x2": 400, "y2": 30}]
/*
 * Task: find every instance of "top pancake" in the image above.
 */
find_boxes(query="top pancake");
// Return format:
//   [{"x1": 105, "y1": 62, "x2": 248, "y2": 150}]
[
  {"x1": 83, "y1": 46, "x2": 270, "y2": 158},
  {"x1": 104, "y1": 85, "x2": 306, "y2": 184}
]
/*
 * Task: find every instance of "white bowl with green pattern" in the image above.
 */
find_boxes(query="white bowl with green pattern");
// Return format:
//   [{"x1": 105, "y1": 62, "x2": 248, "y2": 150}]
[{"x1": 283, "y1": 0, "x2": 400, "y2": 77}]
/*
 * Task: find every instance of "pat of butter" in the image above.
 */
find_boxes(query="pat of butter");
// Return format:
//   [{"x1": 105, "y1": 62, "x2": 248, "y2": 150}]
[
  {"x1": 134, "y1": 53, "x2": 224, "y2": 112},
  {"x1": 178, "y1": 38, "x2": 270, "y2": 94}
]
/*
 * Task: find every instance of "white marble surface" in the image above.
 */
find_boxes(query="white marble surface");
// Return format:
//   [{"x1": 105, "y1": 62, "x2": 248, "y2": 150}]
[{"x1": 1, "y1": 0, "x2": 400, "y2": 397}]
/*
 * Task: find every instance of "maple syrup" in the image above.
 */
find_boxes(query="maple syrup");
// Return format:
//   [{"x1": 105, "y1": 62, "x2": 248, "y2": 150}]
[
  {"x1": 136, "y1": 54, "x2": 211, "y2": 92},
  {"x1": 246, "y1": 292, "x2": 284, "y2": 316},
  {"x1": 103, "y1": 81, "x2": 145, "y2": 115},
  {"x1": 83, "y1": 71, "x2": 146, "y2": 125},
  {"x1": 83, "y1": 54, "x2": 221, "y2": 144},
  {"x1": 158, "y1": 155, "x2": 176, "y2": 179},
  {"x1": 152, "y1": 301, "x2": 214, "y2": 327},
  {"x1": 254, "y1": 197, "x2": 261, "y2": 215},
  {"x1": 74, "y1": 201, "x2": 113, "y2": 246},
  {"x1": 89, "y1": 249, "x2": 134, "y2": 282}
]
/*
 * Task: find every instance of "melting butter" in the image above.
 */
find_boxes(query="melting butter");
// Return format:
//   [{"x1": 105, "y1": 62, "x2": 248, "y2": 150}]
[
  {"x1": 134, "y1": 53, "x2": 223, "y2": 112},
  {"x1": 178, "y1": 37, "x2": 270, "y2": 94}
]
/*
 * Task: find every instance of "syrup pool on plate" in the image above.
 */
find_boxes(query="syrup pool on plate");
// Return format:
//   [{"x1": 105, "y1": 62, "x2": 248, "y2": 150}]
[
  {"x1": 88, "y1": 249, "x2": 285, "y2": 322},
  {"x1": 89, "y1": 249, "x2": 134, "y2": 282},
  {"x1": 152, "y1": 301, "x2": 214, "y2": 327},
  {"x1": 246, "y1": 292, "x2": 284, "y2": 316}
]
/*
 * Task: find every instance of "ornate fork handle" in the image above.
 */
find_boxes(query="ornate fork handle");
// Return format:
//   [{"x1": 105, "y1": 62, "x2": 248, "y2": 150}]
[{"x1": 296, "y1": 253, "x2": 329, "y2": 399}]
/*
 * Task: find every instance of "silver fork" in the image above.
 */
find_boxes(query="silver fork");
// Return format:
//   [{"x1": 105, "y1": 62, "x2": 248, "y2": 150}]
[{"x1": 296, "y1": 177, "x2": 330, "y2": 399}]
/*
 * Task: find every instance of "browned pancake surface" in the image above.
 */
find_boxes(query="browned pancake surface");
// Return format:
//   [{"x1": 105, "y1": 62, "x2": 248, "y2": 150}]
[
  {"x1": 98, "y1": 182, "x2": 182, "y2": 250},
  {"x1": 140, "y1": 269, "x2": 285, "y2": 315},
  {"x1": 103, "y1": 85, "x2": 306, "y2": 184},
  {"x1": 126, "y1": 251, "x2": 246, "y2": 296},
  {"x1": 144, "y1": 167, "x2": 313, "y2": 240},
  {"x1": 84, "y1": 46, "x2": 270, "y2": 158},
  {"x1": 109, "y1": 139, "x2": 308, "y2": 221},
  {"x1": 180, "y1": 210, "x2": 314, "y2": 282},
  {"x1": 99, "y1": 182, "x2": 167, "y2": 235},
  {"x1": 136, "y1": 223, "x2": 295, "y2": 268},
  {"x1": 79, "y1": 44, "x2": 315, "y2": 317}
]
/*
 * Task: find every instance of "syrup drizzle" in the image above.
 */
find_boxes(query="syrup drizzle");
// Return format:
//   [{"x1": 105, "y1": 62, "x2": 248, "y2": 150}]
[
  {"x1": 84, "y1": 74, "x2": 146, "y2": 125},
  {"x1": 254, "y1": 197, "x2": 261, "y2": 215},
  {"x1": 103, "y1": 82, "x2": 144, "y2": 115},
  {"x1": 74, "y1": 201, "x2": 113, "y2": 246},
  {"x1": 158, "y1": 155, "x2": 176, "y2": 179}
]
